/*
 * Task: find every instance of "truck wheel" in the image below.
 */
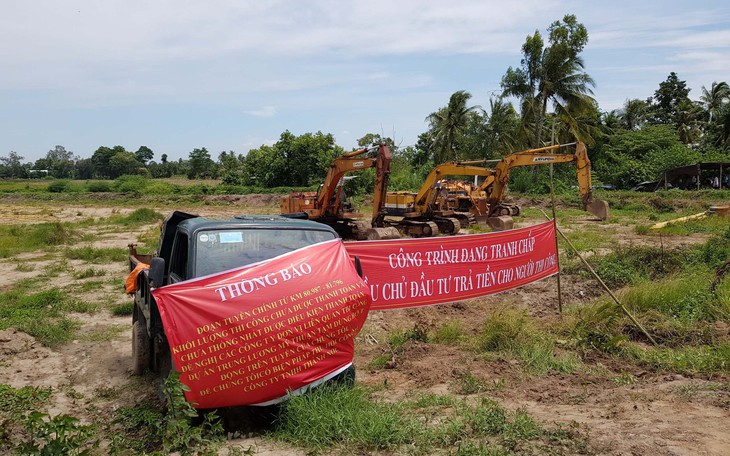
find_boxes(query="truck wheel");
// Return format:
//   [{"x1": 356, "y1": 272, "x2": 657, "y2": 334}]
[{"x1": 132, "y1": 319, "x2": 150, "y2": 375}]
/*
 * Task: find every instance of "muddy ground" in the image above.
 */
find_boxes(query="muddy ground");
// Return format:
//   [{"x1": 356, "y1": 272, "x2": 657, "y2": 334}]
[{"x1": 1, "y1": 194, "x2": 729, "y2": 455}]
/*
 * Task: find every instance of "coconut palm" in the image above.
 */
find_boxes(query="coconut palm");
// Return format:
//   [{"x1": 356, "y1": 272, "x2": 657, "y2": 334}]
[
  {"x1": 426, "y1": 90, "x2": 480, "y2": 162},
  {"x1": 700, "y1": 81, "x2": 730, "y2": 124},
  {"x1": 501, "y1": 23, "x2": 595, "y2": 148},
  {"x1": 620, "y1": 98, "x2": 649, "y2": 130},
  {"x1": 675, "y1": 99, "x2": 704, "y2": 144}
]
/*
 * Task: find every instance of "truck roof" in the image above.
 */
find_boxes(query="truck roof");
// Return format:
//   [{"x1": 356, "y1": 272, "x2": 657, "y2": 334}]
[{"x1": 176, "y1": 214, "x2": 337, "y2": 234}]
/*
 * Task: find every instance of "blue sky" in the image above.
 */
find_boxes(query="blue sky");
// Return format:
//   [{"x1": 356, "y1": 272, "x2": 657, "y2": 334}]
[{"x1": 1, "y1": 0, "x2": 729, "y2": 162}]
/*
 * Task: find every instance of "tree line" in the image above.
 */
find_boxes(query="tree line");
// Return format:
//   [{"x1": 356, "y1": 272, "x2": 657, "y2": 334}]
[{"x1": 2, "y1": 14, "x2": 729, "y2": 191}]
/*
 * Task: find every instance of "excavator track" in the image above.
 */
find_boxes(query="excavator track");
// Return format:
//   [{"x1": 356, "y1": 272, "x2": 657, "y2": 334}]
[
  {"x1": 434, "y1": 217, "x2": 461, "y2": 235},
  {"x1": 397, "y1": 220, "x2": 440, "y2": 237}
]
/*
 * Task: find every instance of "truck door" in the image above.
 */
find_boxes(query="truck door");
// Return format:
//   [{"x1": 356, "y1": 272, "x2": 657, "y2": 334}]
[{"x1": 168, "y1": 232, "x2": 189, "y2": 284}]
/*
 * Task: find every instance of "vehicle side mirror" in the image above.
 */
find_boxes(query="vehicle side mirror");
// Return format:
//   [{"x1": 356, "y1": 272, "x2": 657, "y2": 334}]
[
  {"x1": 149, "y1": 257, "x2": 165, "y2": 288},
  {"x1": 354, "y1": 256, "x2": 363, "y2": 278}
]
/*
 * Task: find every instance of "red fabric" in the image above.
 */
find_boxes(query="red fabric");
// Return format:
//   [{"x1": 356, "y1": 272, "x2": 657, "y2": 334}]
[
  {"x1": 345, "y1": 221, "x2": 558, "y2": 310},
  {"x1": 151, "y1": 240, "x2": 370, "y2": 408}
]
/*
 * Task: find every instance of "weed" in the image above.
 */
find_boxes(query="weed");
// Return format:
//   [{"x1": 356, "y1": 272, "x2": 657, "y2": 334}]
[
  {"x1": 73, "y1": 268, "x2": 107, "y2": 279},
  {"x1": 611, "y1": 372, "x2": 637, "y2": 385},
  {"x1": 388, "y1": 326, "x2": 428, "y2": 352},
  {"x1": 76, "y1": 280, "x2": 106, "y2": 292},
  {"x1": 19, "y1": 412, "x2": 98, "y2": 455},
  {"x1": 15, "y1": 263, "x2": 35, "y2": 272},
  {"x1": 108, "y1": 208, "x2": 163, "y2": 226},
  {"x1": 477, "y1": 310, "x2": 581, "y2": 374},
  {"x1": 64, "y1": 246, "x2": 128, "y2": 263},
  {"x1": 112, "y1": 302, "x2": 135, "y2": 316},
  {"x1": 368, "y1": 353, "x2": 392, "y2": 370},
  {"x1": 453, "y1": 371, "x2": 487, "y2": 395},
  {"x1": 431, "y1": 320, "x2": 464, "y2": 345}
]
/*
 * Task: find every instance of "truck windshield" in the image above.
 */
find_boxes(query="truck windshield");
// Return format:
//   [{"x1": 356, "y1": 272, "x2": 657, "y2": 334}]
[{"x1": 194, "y1": 229, "x2": 336, "y2": 277}]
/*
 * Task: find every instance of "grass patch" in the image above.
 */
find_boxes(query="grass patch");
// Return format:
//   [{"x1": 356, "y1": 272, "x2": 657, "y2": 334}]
[
  {"x1": 73, "y1": 268, "x2": 107, "y2": 279},
  {"x1": 0, "y1": 282, "x2": 96, "y2": 346},
  {"x1": 108, "y1": 208, "x2": 163, "y2": 227},
  {"x1": 477, "y1": 309, "x2": 581, "y2": 374},
  {"x1": 431, "y1": 320, "x2": 465, "y2": 345},
  {"x1": 64, "y1": 246, "x2": 128, "y2": 263},
  {"x1": 81, "y1": 325, "x2": 127, "y2": 342},
  {"x1": 272, "y1": 386, "x2": 587, "y2": 453},
  {"x1": 112, "y1": 302, "x2": 135, "y2": 316},
  {"x1": 0, "y1": 222, "x2": 78, "y2": 258},
  {"x1": 15, "y1": 263, "x2": 35, "y2": 272},
  {"x1": 653, "y1": 215, "x2": 730, "y2": 236}
]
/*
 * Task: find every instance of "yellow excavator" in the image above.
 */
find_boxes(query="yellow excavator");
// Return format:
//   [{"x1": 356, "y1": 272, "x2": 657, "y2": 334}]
[
  {"x1": 280, "y1": 144, "x2": 400, "y2": 240},
  {"x1": 451, "y1": 141, "x2": 610, "y2": 230},
  {"x1": 384, "y1": 161, "x2": 495, "y2": 236}
]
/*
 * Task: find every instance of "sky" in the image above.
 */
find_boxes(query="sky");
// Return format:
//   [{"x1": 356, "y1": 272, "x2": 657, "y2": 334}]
[{"x1": 1, "y1": 0, "x2": 729, "y2": 162}]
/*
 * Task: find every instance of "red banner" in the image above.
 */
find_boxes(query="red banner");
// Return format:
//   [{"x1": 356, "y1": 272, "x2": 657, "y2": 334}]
[
  {"x1": 345, "y1": 221, "x2": 558, "y2": 310},
  {"x1": 151, "y1": 240, "x2": 370, "y2": 408}
]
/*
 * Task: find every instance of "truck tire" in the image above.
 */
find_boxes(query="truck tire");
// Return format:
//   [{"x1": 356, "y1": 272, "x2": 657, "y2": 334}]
[{"x1": 132, "y1": 319, "x2": 150, "y2": 375}]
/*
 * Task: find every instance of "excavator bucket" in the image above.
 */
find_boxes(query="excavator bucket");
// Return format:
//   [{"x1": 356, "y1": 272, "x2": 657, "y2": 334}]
[
  {"x1": 487, "y1": 216, "x2": 514, "y2": 231},
  {"x1": 585, "y1": 199, "x2": 610, "y2": 221}
]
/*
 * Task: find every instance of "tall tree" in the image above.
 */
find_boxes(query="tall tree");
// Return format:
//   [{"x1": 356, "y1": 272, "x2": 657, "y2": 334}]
[
  {"x1": 700, "y1": 81, "x2": 730, "y2": 124},
  {"x1": 501, "y1": 14, "x2": 595, "y2": 148},
  {"x1": 651, "y1": 72, "x2": 690, "y2": 124},
  {"x1": 187, "y1": 147, "x2": 216, "y2": 179},
  {"x1": 675, "y1": 99, "x2": 705, "y2": 144},
  {"x1": 0, "y1": 151, "x2": 26, "y2": 178},
  {"x1": 425, "y1": 90, "x2": 480, "y2": 162},
  {"x1": 135, "y1": 146, "x2": 154, "y2": 164}
]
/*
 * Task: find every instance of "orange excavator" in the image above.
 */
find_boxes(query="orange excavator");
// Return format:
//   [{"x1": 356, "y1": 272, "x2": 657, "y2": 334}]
[
  {"x1": 280, "y1": 144, "x2": 400, "y2": 240},
  {"x1": 451, "y1": 141, "x2": 610, "y2": 230},
  {"x1": 384, "y1": 161, "x2": 494, "y2": 236}
]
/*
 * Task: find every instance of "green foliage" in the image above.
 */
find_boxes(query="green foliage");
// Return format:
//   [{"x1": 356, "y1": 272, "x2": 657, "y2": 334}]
[
  {"x1": 160, "y1": 373, "x2": 224, "y2": 455},
  {"x1": 72, "y1": 268, "x2": 107, "y2": 279},
  {"x1": 388, "y1": 326, "x2": 428, "y2": 352},
  {"x1": 85, "y1": 180, "x2": 112, "y2": 192},
  {"x1": 19, "y1": 412, "x2": 98, "y2": 455},
  {"x1": 588, "y1": 244, "x2": 687, "y2": 288},
  {"x1": 113, "y1": 175, "x2": 149, "y2": 195},
  {"x1": 48, "y1": 180, "x2": 72, "y2": 193}
]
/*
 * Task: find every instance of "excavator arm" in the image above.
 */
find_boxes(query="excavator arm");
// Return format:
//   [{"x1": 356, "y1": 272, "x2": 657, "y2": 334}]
[
  {"x1": 316, "y1": 147, "x2": 380, "y2": 218},
  {"x1": 485, "y1": 142, "x2": 609, "y2": 220}
]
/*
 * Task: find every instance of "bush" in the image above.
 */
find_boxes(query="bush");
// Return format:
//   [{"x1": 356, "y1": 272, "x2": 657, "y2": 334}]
[
  {"x1": 47, "y1": 180, "x2": 71, "y2": 193},
  {"x1": 86, "y1": 180, "x2": 112, "y2": 192},
  {"x1": 113, "y1": 175, "x2": 149, "y2": 194}
]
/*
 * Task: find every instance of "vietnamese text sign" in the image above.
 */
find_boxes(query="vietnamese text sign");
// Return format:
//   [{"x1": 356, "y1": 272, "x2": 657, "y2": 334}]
[
  {"x1": 345, "y1": 221, "x2": 558, "y2": 310},
  {"x1": 152, "y1": 240, "x2": 370, "y2": 408}
]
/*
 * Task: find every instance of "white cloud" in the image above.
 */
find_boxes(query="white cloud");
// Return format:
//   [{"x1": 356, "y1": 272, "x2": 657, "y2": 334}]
[{"x1": 244, "y1": 106, "x2": 276, "y2": 117}]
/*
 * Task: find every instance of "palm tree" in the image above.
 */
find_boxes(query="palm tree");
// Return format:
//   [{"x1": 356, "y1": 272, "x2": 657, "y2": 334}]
[
  {"x1": 675, "y1": 99, "x2": 704, "y2": 144},
  {"x1": 700, "y1": 81, "x2": 730, "y2": 124},
  {"x1": 620, "y1": 98, "x2": 649, "y2": 130},
  {"x1": 501, "y1": 33, "x2": 595, "y2": 148},
  {"x1": 426, "y1": 90, "x2": 480, "y2": 162}
]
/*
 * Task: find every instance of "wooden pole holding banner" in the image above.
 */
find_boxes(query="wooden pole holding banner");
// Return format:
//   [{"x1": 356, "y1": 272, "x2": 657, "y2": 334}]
[
  {"x1": 541, "y1": 210, "x2": 658, "y2": 345},
  {"x1": 549, "y1": 163, "x2": 563, "y2": 314}
]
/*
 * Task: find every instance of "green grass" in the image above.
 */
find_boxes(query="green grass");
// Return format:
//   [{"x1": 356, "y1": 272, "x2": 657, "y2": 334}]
[
  {"x1": 271, "y1": 386, "x2": 587, "y2": 454},
  {"x1": 431, "y1": 320, "x2": 465, "y2": 345},
  {"x1": 477, "y1": 309, "x2": 582, "y2": 375},
  {"x1": 107, "y1": 208, "x2": 164, "y2": 227},
  {"x1": 0, "y1": 222, "x2": 78, "y2": 258},
  {"x1": 652, "y1": 214, "x2": 730, "y2": 236},
  {"x1": 81, "y1": 325, "x2": 127, "y2": 342},
  {"x1": 111, "y1": 302, "x2": 135, "y2": 316},
  {"x1": 73, "y1": 268, "x2": 107, "y2": 279},
  {"x1": 64, "y1": 246, "x2": 128, "y2": 263},
  {"x1": 0, "y1": 281, "x2": 96, "y2": 346}
]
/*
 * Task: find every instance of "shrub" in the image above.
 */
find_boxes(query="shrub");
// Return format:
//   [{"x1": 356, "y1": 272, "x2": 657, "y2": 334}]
[
  {"x1": 47, "y1": 180, "x2": 71, "y2": 193},
  {"x1": 86, "y1": 180, "x2": 112, "y2": 192}
]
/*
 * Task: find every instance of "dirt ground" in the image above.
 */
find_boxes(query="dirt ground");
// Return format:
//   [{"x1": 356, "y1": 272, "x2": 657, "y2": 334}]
[{"x1": 1, "y1": 195, "x2": 729, "y2": 455}]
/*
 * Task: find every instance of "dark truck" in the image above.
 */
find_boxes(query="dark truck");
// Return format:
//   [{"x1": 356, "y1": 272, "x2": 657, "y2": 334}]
[{"x1": 128, "y1": 211, "x2": 341, "y2": 382}]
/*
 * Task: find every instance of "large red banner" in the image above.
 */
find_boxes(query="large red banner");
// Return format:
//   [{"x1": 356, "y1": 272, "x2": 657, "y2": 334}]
[
  {"x1": 345, "y1": 221, "x2": 558, "y2": 310},
  {"x1": 151, "y1": 240, "x2": 370, "y2": 408}
]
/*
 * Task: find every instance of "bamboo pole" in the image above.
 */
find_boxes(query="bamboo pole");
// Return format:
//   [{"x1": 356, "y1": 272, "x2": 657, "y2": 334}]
[
  {"x1": 541, "y1": 210, "x2": 658, "y2": 345},
  {"x1": 549, "y1": 163, "x2": 563, "y2": 314}
]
